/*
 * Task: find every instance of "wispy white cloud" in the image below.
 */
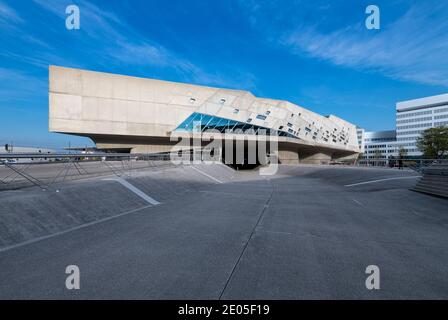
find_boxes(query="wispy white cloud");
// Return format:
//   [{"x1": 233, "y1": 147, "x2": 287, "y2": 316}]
[
  {"x1": 0, "y1": 68, "x2": 47, "y2": 102},
  {"x1": 0, "y1": 0, "x2": 24, "y2": 26},
  {"x1": 283, "y1": 2, "x2": 448, "y2": 87},
  {"x1": 30, "y1": 0, "x2": 257, "y2": 90},
  {"x1": 108, "y1": 41, "x2": 195, "y2": 72},
  {"x1": 107, "y1": 41, "x2": 257, "y2": 89}
]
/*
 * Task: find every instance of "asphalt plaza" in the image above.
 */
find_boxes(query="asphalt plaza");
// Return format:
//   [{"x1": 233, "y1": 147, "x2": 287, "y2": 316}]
[{"x1": 0, "y1": 164, "x2": 447, "y2": 299}]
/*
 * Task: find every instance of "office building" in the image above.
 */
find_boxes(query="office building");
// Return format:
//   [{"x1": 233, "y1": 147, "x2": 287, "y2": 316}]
[
  {"x1": 356, "y1": 127, "x2": 365, "y2": 153},
  {"x1": 359, "y1": 130, "x2": 398, "y2": 165},
  {"x1": 396, "y1": 93, "x2": 448, "y2": 157}
]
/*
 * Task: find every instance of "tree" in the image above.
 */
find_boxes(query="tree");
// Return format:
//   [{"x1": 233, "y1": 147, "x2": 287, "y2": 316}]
[
  {"x1": 398, "y1": 146, "x2": 407, "y2": 158},
  {"x1": 373, "y1": 149, "x2": 383, "y2": 166},
  {"x1": 416, "y1": 126, "x2": 448, "y2": 159},
  {"x1": 373, "y1": 149, "x2": 383, "y2": 158}
]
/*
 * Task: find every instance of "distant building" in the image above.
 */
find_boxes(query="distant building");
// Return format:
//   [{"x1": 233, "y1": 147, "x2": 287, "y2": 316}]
[
  {"x1": 358, "y1": 93, "x2": 448, "y2": 164},
  {"x1": 359, "y1": 130, "x2": 398, "y2": 165},
  {"x1": 65, "y1": 146, "x2": 100, "y2": 154},
  {"x1": 356, "y1": 127, "x2": 365, "y2": 154},
  {"x1": 396, "y1": 93, "x2": 448, "y2": 157},
  {"x1": 0, "y1": 146, "x2": 56, "y2": 163}
]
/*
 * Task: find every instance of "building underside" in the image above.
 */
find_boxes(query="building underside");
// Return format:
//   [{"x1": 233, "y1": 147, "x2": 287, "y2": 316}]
[{"x1": 69, "y1": 132, "x2": 358, "y2": 165}]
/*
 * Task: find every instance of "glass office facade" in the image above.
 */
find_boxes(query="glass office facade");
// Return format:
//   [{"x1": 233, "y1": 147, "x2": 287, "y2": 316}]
[{"x1": 174, "y1": 112, "x2": 296, "y2": 138}]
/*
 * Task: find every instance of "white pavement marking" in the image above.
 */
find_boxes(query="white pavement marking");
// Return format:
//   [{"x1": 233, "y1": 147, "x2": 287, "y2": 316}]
[
  {"x1": 105, "y1": 178, "x2": 161, "y2": 205},
  {"x1": 0, "y1": 205, "x2": 152, "y2": 254},
  {"x1": 259, "y1": 229, "x2": 293, "y2": 235},
  {"x1": 352, "y1": 199, "x2": 363, "y2": 206},
  {"x1": 191, "y1": 166, "x2": 223, "y2": 184},
  {"x1": 344, "y1": 176, "x2": 421, "y2": 187}
]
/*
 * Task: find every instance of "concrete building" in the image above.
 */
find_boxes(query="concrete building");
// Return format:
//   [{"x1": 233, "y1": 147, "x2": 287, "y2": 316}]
[
  {"x1": 49, "y1": 66, "x2": 360, "y2": 164},
  {"x1": 396, "y1": 93, "x2": 448, "y2": 157}
]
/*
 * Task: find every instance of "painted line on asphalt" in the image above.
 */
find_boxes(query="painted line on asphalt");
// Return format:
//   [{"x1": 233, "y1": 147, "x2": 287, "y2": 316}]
[
  {"x1": 191, "y1": 166, "x2": 223, "y2": 184},
  {"x1": 0, "y1": 205, "x2": 152, "y2": 254},
  {"x1": 352, "y1": 199, "x2": 363, "y2": 206},
  {"x1": 258, "y1": 229, "x2": 293, "y2": 236},
  {"x1": 344, "y1": 176, "x2": 421, "y2": 187},
  {"x1": 105, "y1": 177, "x2": 161, "y2": 205}
]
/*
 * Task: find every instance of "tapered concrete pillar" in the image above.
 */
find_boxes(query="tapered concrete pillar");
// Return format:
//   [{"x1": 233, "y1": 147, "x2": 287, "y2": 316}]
[
  {"x1": 277, "y1": 150, "x2": 299, "y2": 164},
  {"x1": 301, "y1": 152, "x2": 332, "y2": 165}
]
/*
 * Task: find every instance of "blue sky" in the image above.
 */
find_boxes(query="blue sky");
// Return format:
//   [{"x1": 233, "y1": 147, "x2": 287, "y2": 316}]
[{"x1": 1, "y1": 0, "x2": 447, "y2": 149}]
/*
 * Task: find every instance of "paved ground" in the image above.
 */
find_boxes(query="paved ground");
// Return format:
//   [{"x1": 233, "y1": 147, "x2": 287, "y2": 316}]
[{"x1": 0, "y1": 164, "x2": 447, "y2": 299}]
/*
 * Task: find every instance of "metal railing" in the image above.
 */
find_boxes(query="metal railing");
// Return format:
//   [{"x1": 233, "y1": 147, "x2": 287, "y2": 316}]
[
  {"x1": 0, "y1": 152, "x2": 175, "y2": 191},
  {"x1": 0, "y1": 149, "x2": 224, "y2": 190},
  {"x1": 0, "y1": 152, "x2": 172, "y2": 161},
  {"x1": 356, "y1": 158, "x2": 448, "y2": 172}
]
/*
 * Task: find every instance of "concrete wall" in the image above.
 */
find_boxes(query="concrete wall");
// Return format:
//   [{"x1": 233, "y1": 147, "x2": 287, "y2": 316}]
[{"x1": 49, "y1": 66, "x2": 198, "y2": 138}]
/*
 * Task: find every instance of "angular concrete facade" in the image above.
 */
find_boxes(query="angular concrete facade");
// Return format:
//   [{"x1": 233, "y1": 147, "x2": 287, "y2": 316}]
[{"x1": 49, "y1": 66, "x2": 360, "y2": 164}]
